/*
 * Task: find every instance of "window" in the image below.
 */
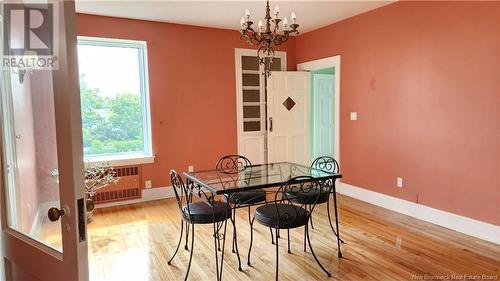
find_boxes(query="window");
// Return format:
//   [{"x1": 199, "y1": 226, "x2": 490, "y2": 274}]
[{"x1": 77, "y1": 37, "x2": 152, "y2": 163}]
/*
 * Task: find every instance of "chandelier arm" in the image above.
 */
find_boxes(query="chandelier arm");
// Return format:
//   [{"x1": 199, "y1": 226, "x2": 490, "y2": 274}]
[
  {"x1": 280, "y1": 33, "x2": 290, "y2": 44},
  {"x1": 240, "y1": 33, "x2": 255, "y2": 45},
  {"x1": 252, "y1": 33, "x2": 264, "y2": 45},
  {"x1": 239, "y1": 0, "x2": 298, "y2": 77}
]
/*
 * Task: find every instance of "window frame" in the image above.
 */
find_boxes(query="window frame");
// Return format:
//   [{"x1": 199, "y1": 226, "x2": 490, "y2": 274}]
[{"x1": 77, "y1": 36, "x2": 154, "y2": 165}]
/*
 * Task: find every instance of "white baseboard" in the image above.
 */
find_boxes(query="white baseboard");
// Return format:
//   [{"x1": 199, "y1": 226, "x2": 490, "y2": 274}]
[
  {"x1": 95, "y1": 186, "x2": 175, "y2": 209},
  {"x1": 338, "y1": 182, "x2": 500, "y2": 245}
]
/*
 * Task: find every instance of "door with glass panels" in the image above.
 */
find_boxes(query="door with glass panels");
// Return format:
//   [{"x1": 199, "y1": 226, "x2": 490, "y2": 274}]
[
  {"x1": 0, "y1": 1, "x2": 88, "y2": 280},
  {"x1": 235, "y1": 48, "x2": 286, "y2": 164}
]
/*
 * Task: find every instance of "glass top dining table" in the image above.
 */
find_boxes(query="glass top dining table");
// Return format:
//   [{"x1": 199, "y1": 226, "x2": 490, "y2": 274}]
[{"x1": 183, "y1": 161, "x2": 342, "y2": 195}]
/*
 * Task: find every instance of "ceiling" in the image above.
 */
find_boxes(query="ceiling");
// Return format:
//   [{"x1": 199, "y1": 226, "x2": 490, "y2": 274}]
[{"x1": 75, "y1": 1, "x2": 394, "y2": 34}]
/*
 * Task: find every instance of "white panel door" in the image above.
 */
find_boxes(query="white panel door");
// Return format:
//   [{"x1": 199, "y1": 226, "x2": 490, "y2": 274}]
[
  {"x1": 241, "y1": 135, "x2": 265, "y2": 165},
  {"x1": 313, "y1": 74, "x2": 334, "y2": 158},
  {"x1": 267, "y1": 72, "x2": 311, "y2": 165},
  {"x1": 0, "y1": 1, "x2": 89, "y2": 281}
]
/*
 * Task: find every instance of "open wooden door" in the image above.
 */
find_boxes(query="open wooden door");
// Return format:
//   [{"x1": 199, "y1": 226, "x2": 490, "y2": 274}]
[
  {"x1": 0, "y1": 1, "x2": 88, "y2": 280},
  {"x1": 267, "y1": 71, "x2": 311, "y2": 165}
]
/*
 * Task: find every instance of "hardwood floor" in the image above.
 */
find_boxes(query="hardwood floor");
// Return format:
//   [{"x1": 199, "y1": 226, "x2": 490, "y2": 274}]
[{"x1": 82, "y1": 195, "x2": 500, "y2": 281}]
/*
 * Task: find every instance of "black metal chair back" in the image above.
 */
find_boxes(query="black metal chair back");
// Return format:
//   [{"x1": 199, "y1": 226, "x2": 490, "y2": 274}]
[
  {"x1": 216, "y1": 155, "x2": 251, "y2": 174},
  {"x1": 311, "y1": 156, "x2": 339, "y2": 173},
  {"x1": 274, "y1": 176, "x2": 323, "y2": 228},
  {"x1": 170, "y1": 170, "x2": 191, "y2": 218},
  {"x1": 311, "y1": 156, "x2": 339, "y2": 191}
]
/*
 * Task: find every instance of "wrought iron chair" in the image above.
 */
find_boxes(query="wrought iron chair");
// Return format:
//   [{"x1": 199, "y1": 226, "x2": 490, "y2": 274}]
[
  {"x1": 215, "y1": 155, "x2": 269, "y2": 269},
  {"x1": 254, "y1": 176, "x2": 332, "y2": 280},
  {"x1": 167, "y1": 170, "x2": 232, "y2": 281},
  {"x1": 285, "y1": 156, "x2": 343, "y2": 257}
]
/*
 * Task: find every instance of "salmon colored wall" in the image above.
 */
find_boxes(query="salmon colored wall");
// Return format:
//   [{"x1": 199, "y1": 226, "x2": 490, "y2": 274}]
[
  {"x1": 295, "y1": 2, "x2": 500, "y2": 225},
  {"x1": 76, "y1": 14, "x2": 296, "y2": 188}
]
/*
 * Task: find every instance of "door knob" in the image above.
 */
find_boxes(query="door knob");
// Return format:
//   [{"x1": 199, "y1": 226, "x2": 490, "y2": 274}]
[{"x1": 48, "y1": 207, "x2": 66, "y2": 222}]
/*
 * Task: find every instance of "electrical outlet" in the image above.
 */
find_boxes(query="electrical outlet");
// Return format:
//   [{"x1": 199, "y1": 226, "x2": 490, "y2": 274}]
[
  {"x1": 145, "y1": 180, "x2": 152, "y2": 189},
  {"x1": 397, "y1": 177, "x2": 403, "y2": 188},
  {"x1": 188, "y1": 165, "x2": 194, "y2": 172},
  {"x1": 350, "y1": 112, "x2": 358, "y2": 121}
]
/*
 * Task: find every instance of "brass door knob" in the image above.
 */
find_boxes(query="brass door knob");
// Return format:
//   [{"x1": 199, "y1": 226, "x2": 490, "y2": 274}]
[{"x1": 48, "y1": 207, "x2": 66, "y2": 222}]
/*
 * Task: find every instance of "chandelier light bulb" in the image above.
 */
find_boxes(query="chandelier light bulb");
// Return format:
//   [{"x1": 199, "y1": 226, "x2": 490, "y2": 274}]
[
  {"x1": 240, "y1": 17, "x2": 245, "y2": 25},
  {"x1": 245, "y1": 9, "x2": 251, "y2": 19},
  {"x1": 258, "y1": 19, "x2": 264, "y2": 31},
  {"x1": 274, "y1": 5, "x2": 280, "y2": 17},
  {"x1": 283, "y1": 17, "x2": 288, "y2": 28},
  {"x1": 291, "y1": 11, "x2": 297, "y2": 23}
]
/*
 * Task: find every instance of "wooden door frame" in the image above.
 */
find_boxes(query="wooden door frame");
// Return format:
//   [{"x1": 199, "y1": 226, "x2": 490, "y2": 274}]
[{"x1": 297, "y1": 56, "x2": 341, "y2": 167}]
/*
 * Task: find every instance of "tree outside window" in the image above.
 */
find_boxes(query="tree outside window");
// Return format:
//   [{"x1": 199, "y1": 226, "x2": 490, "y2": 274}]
[{"x1": 77, "y1": 38, "x2": 151, "y2": 160}]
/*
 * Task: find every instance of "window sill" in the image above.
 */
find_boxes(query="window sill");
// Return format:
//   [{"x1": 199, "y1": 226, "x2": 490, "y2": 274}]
[{"x1": 85, "y1": 154, "x2": 155, "y2": 167}]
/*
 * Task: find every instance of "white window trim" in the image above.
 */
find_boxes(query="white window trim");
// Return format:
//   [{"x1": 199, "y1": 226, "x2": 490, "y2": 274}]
[
  {"x1": 84, "y1": 154, "x2": 155, "y2": 167},
  {"x1": 77, "y1": 36, "x2": 154, "y2": 165}
]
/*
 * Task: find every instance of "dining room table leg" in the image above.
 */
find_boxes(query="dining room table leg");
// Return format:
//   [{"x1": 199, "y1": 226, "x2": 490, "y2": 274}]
[
  {"x1": 327, "y1": 195, "x2": 344, "y2": 243},
  {"x1": 211, "y1": 198, "x2": 221, "y2": 281},
  {"x1": 332, "y1": 181, "x2": 343, "y2": 258}
]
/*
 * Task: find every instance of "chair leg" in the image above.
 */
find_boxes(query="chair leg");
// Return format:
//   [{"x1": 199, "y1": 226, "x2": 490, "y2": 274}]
[
  {"x1": 185, "y1": 221, "x2": 190, "y2": 251},
  {"x1": 309, "y1": 205, "x2": 315, "y2": 230},
  {"x1": 217, "y1": 228, "x2": 221, "y2": 252},
  {"x1": 184, "y1": 223, "x2": 195, "y2": 281},
  {"x1": 247, "y1": 205, "x2": 256, "y2": 266},
  {"x1": 270, "y1": 227, "x2": 275, "y2": 245},
  {"x1": 230, "y1": 211, "x2": 242, "y2": 271},
  {"x1": 327, "y1": 197, "x2": 344, "y2": 244},
  {"x1": 275, "y1": 228, "x2": 279, "y2": 281},
  {"x1": 287, "y1": 229, "x2": 291, "y2": 254},
  {"x1": 303, "y1": 226, "x2": 307, "y2": 252},
  {"x1": 218, "y1": 219, "x2": 229, "y2": 281},
  {"x1": 212, "y1": 221, "x2": 220, "y2": 281},
  {"x1": 306, "y1": 222, "x2": 332, "y2": 277},
  {"x1": 265, "y1": 199, "x2": 275, "y2": 246},
  {"x1": 168, "y1": 220, "x2": 184, "y2": 265},
  {"x1": 232, "y1": 211, "x2": 236, "y2": 253}
]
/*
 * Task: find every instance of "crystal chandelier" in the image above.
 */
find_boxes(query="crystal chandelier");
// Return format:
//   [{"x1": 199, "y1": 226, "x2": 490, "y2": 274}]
[{"x1": 239, "y1": 0, "x2": 299, "y2": 77}]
